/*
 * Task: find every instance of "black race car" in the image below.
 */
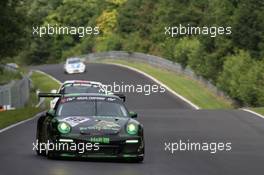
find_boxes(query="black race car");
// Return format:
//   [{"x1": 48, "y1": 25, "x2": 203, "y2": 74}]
[{"x1": 35, "y1": 93, "x2": 144, "y2": 162}]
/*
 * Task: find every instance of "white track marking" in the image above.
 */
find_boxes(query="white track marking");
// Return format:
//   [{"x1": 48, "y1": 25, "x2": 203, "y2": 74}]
[
  {"x1": 241, "y1": 108, "x2": 264, "y2": 119},
  {"x1": 104, "y1": 62, "x2": 200, "y2": 110}
]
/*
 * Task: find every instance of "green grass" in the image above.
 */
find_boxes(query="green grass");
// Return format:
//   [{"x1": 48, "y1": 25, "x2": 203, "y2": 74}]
[
  {"x1": 30, "y1": 71, "x2": 60, "y2": 92},
  {"x1": 0, "y1": 71, "x2": 60, "y2": 129},
  {"x1": 0, "y1": 68, "x2": 22, "y2": 85},
  {"x1": 0, "y1": 108, "x2": 41, "y2": 129},
  {"x1": 101, "y1": 59, "x2": 233, "y2": 109},
  {"x1": 250, "y1": 107, "x2": 264, "y2": 116},
  {"x1": 31, "y1": 71, "x2": 60, "y2": 106}
]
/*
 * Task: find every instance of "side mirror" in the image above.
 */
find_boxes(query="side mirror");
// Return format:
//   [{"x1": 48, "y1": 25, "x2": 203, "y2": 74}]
[
  {"x1": 129, "y1": 111, "x2": 137, "y2": 118},
  {"x1": 50, "y1": 89, "x2": 57, "y2": 94},
  {"x1": 47, "y1": 109, "x2": 55, "y2": 117},
  {"x1": 114, "y1": 93, "x2": 126, "y2": 102}
]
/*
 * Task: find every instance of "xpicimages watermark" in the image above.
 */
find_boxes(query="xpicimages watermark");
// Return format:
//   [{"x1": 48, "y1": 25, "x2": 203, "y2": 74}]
[
  {"x1": 32, "y1": 24, "x2": 100, "y2": 38},
  {"x1": 165, "y1": 24, "x2": 232, "y2": 38},
  {"x1": 32, "y1": 140, "x2": 100, "y2": 154},
  {"x1": 164, "y1": 140, "x2": 232, "y2": 154},
  {"x1": 101, "y1": 82, "x2": 166, "y2": 96}
]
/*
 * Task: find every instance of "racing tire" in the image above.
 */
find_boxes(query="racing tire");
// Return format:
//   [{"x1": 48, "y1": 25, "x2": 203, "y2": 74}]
[
  {"x1": 135, "y1": 156, "x2": 144, "y2": 162},
  {"x1": 45, "y1": 138, "x2": 59, "y2": 159},
  {"x1": 47, "y1": 150, "x2": 59, "y2": 159},
  {"x1": 36, "y1": 121, "x2": 46, "y2": 156}
]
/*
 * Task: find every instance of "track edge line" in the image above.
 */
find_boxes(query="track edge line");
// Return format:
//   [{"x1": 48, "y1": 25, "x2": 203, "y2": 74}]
[
  {"x1": 241, "y1": 108, "x2": 264, "y2": 119},
  {"x1": 103, "y1": 62, "x2": 200, "y2": 110}
]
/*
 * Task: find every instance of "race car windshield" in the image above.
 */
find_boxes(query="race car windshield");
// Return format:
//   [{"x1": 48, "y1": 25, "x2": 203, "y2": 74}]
[
  {"x1": 56, "y1": 100, "x2": 128, "y2": 118},
  {"x1": 62, "y1": 86, "x2": 105, "y2": 94},
  {"x1": 68, "y1": 59, "x2": 81, "y2": 64}
]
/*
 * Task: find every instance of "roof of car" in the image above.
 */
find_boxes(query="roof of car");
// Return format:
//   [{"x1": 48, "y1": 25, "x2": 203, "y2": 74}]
[{"x1": 63, "y1": 93, "x2": 119, "y2": 98}]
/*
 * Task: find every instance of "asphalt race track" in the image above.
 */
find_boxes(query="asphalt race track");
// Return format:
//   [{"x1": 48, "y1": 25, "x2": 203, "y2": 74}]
[{"x1": 1, "y1": 63, "x2": 264, "y2": 175}]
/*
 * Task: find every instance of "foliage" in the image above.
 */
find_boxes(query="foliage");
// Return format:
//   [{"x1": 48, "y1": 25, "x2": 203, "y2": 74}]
[
  {"x1": 173, "y1": 37, "x2": 202, "y2": 68},
  {"x1": 218, "y1": 50, "x2": 264, "y2": 106},
  {"x1": 0, "y1": 69, "x2": 22, "y2": 85},
  {"x1": 0, "y1": 0, "x2": 28, "y2": 59},
  {"x1": 2, "y1": 0, "x2": 264, "y2": 107}
]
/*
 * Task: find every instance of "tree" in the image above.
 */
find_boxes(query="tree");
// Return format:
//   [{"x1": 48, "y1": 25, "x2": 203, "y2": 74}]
[
  {"x1": 217, "y1": 50, "x2": 253, "y2": 105},
  {"x1": 231, "y1": 0, "x2": 264, "y2": 58},
  {"x1": 0, "y1": 0, "x2": 27, "y2": 59}
]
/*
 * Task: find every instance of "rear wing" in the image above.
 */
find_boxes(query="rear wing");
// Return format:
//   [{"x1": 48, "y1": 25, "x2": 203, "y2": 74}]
[
  {"x1": 38, "y1": 92, "x2": 126, "y2": 102},
  {"x1": 38, "y1": 93, "x2": 62, "y2": 98}
]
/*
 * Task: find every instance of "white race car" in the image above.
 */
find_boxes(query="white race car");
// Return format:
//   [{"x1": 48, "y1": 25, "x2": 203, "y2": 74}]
[
  {"x1": 50, "y1": 80, "x2": 110, "y2": 109},
  {"x1": 64, "y1": 57, "x2": 86, "y2": 74}
]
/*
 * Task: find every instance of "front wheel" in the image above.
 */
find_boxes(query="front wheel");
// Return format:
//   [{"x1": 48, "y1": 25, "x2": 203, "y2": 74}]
[
  {"x1": 46, "y1": 139, "x2": 59, "y2": 159},
  {"x1": 47, "y1": 150, "x2": 59, "y2": 159},
  {"x1": 135, "y1": 155, "x2": 144, "y2": 162},
  {"x1": 36, "y1": 123, "x2": 46, "y2": 156}
]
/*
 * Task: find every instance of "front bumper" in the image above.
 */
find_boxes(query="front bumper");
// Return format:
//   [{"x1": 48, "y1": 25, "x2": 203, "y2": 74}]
[
  {"x1": 65, "y1": 67, "x2": 85, "y2": 74},
  {"x1": 49, "y1": 135, "x2": 144, "y2": 159}
]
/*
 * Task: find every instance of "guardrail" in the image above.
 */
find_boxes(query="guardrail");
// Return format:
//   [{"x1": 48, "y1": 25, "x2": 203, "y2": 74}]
[
  {"x1": 0, "y1": 70, "x2": 30, "y2": 109},
  {"x1": 82, "y1": 51, "x2": 235, "y2": 105}
]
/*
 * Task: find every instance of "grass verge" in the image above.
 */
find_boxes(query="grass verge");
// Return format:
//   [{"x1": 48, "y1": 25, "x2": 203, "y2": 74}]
[
  {"x1": 30, "y1": 71, "x2": 60, "y2": 92},
  {"x1": 31, "y1": 71, "x2": 61, "y2": 106},
  {"x1": 100, "y1": 59, "x2": 233, "y2": 109},
  {"x1": 249, "y1": 107, "x2": 264, "y2": 116},
  {"x1": 0, "y1": 68, "x2": 22, "y2": 85},
  {"x1": 0, "y1": 71, "x2": 60, "y2": 129},
  {"x1": 0, "y1": 108, "x2": 41, "y2": 129}
]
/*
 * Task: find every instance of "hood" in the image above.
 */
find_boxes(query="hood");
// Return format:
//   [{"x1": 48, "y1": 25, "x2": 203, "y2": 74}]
[{"x1": 57, "y1": 116, "x2": 129, "y2": 135}]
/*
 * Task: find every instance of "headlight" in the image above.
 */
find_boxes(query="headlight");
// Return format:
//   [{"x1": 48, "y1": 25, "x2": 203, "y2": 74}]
[
  {"x1": 126, "y1": 123, "x2": 138, "y2": 135},
  {"x1": 80, "y1": 64, "x2": 85, "y2": 69},
  {"x1": 57, "y1": 122, "x2": 71, "y2": 134}
]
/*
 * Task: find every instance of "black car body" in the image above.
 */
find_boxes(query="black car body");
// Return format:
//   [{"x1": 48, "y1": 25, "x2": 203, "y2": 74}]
[{"x1": 36, "y1": 93, "x2": 144, "y2": 162}]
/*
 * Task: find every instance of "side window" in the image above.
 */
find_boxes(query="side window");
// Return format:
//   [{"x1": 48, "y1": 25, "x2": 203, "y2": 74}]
[
  {"x1": 59, "y1": 87, "x2": 65, "y2": 94},
  {"x1": 53, "y1": 98, "x2": 61, "y2": 110}
]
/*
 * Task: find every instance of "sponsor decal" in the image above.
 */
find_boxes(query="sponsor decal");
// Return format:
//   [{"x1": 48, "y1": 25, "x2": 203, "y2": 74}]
[
  {"x1": 80, "y1": 120, "x2": 121, "y2": 131},
  {"x1": 92, "y1": 120, "x2": 121, "y2": 131},
  {"x1": 62, "y1": 96, "x2": 118, "y2": 103},
  {"x1": 61, "y1": 116, "x2": 90, "y2": 127},
  {"x1": 90, "y1": 137, "x2": 110, "y2": 144}
]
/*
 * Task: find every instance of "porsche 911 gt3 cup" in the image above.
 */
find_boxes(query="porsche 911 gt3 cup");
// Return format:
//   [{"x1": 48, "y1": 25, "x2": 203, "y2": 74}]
[
  {"x1": 64, "y1": 57, "x2": 86, "y2": 74},
  {"x1": 36, "y1": 93, "x2": 144, "y2": 162}
]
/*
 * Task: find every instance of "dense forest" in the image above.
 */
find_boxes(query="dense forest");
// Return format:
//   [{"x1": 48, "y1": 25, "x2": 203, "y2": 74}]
[{"x1": 1, "y1": 0, "x2": 264, "y2": 107}]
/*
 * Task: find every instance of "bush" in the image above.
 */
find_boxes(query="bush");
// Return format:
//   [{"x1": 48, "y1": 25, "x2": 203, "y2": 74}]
[
  {"x1": 122, "y1": 32, "x2": 150, "y2": 53},
  {"x1": 173, "y1": 37, "x2": 202, "y2": 68},
  {"x1": 217, "y1": 50, "x2": 264, "y2": 106},
  {"x1": 95, "y1": 34, "x2": 122, "y2": 52}
]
